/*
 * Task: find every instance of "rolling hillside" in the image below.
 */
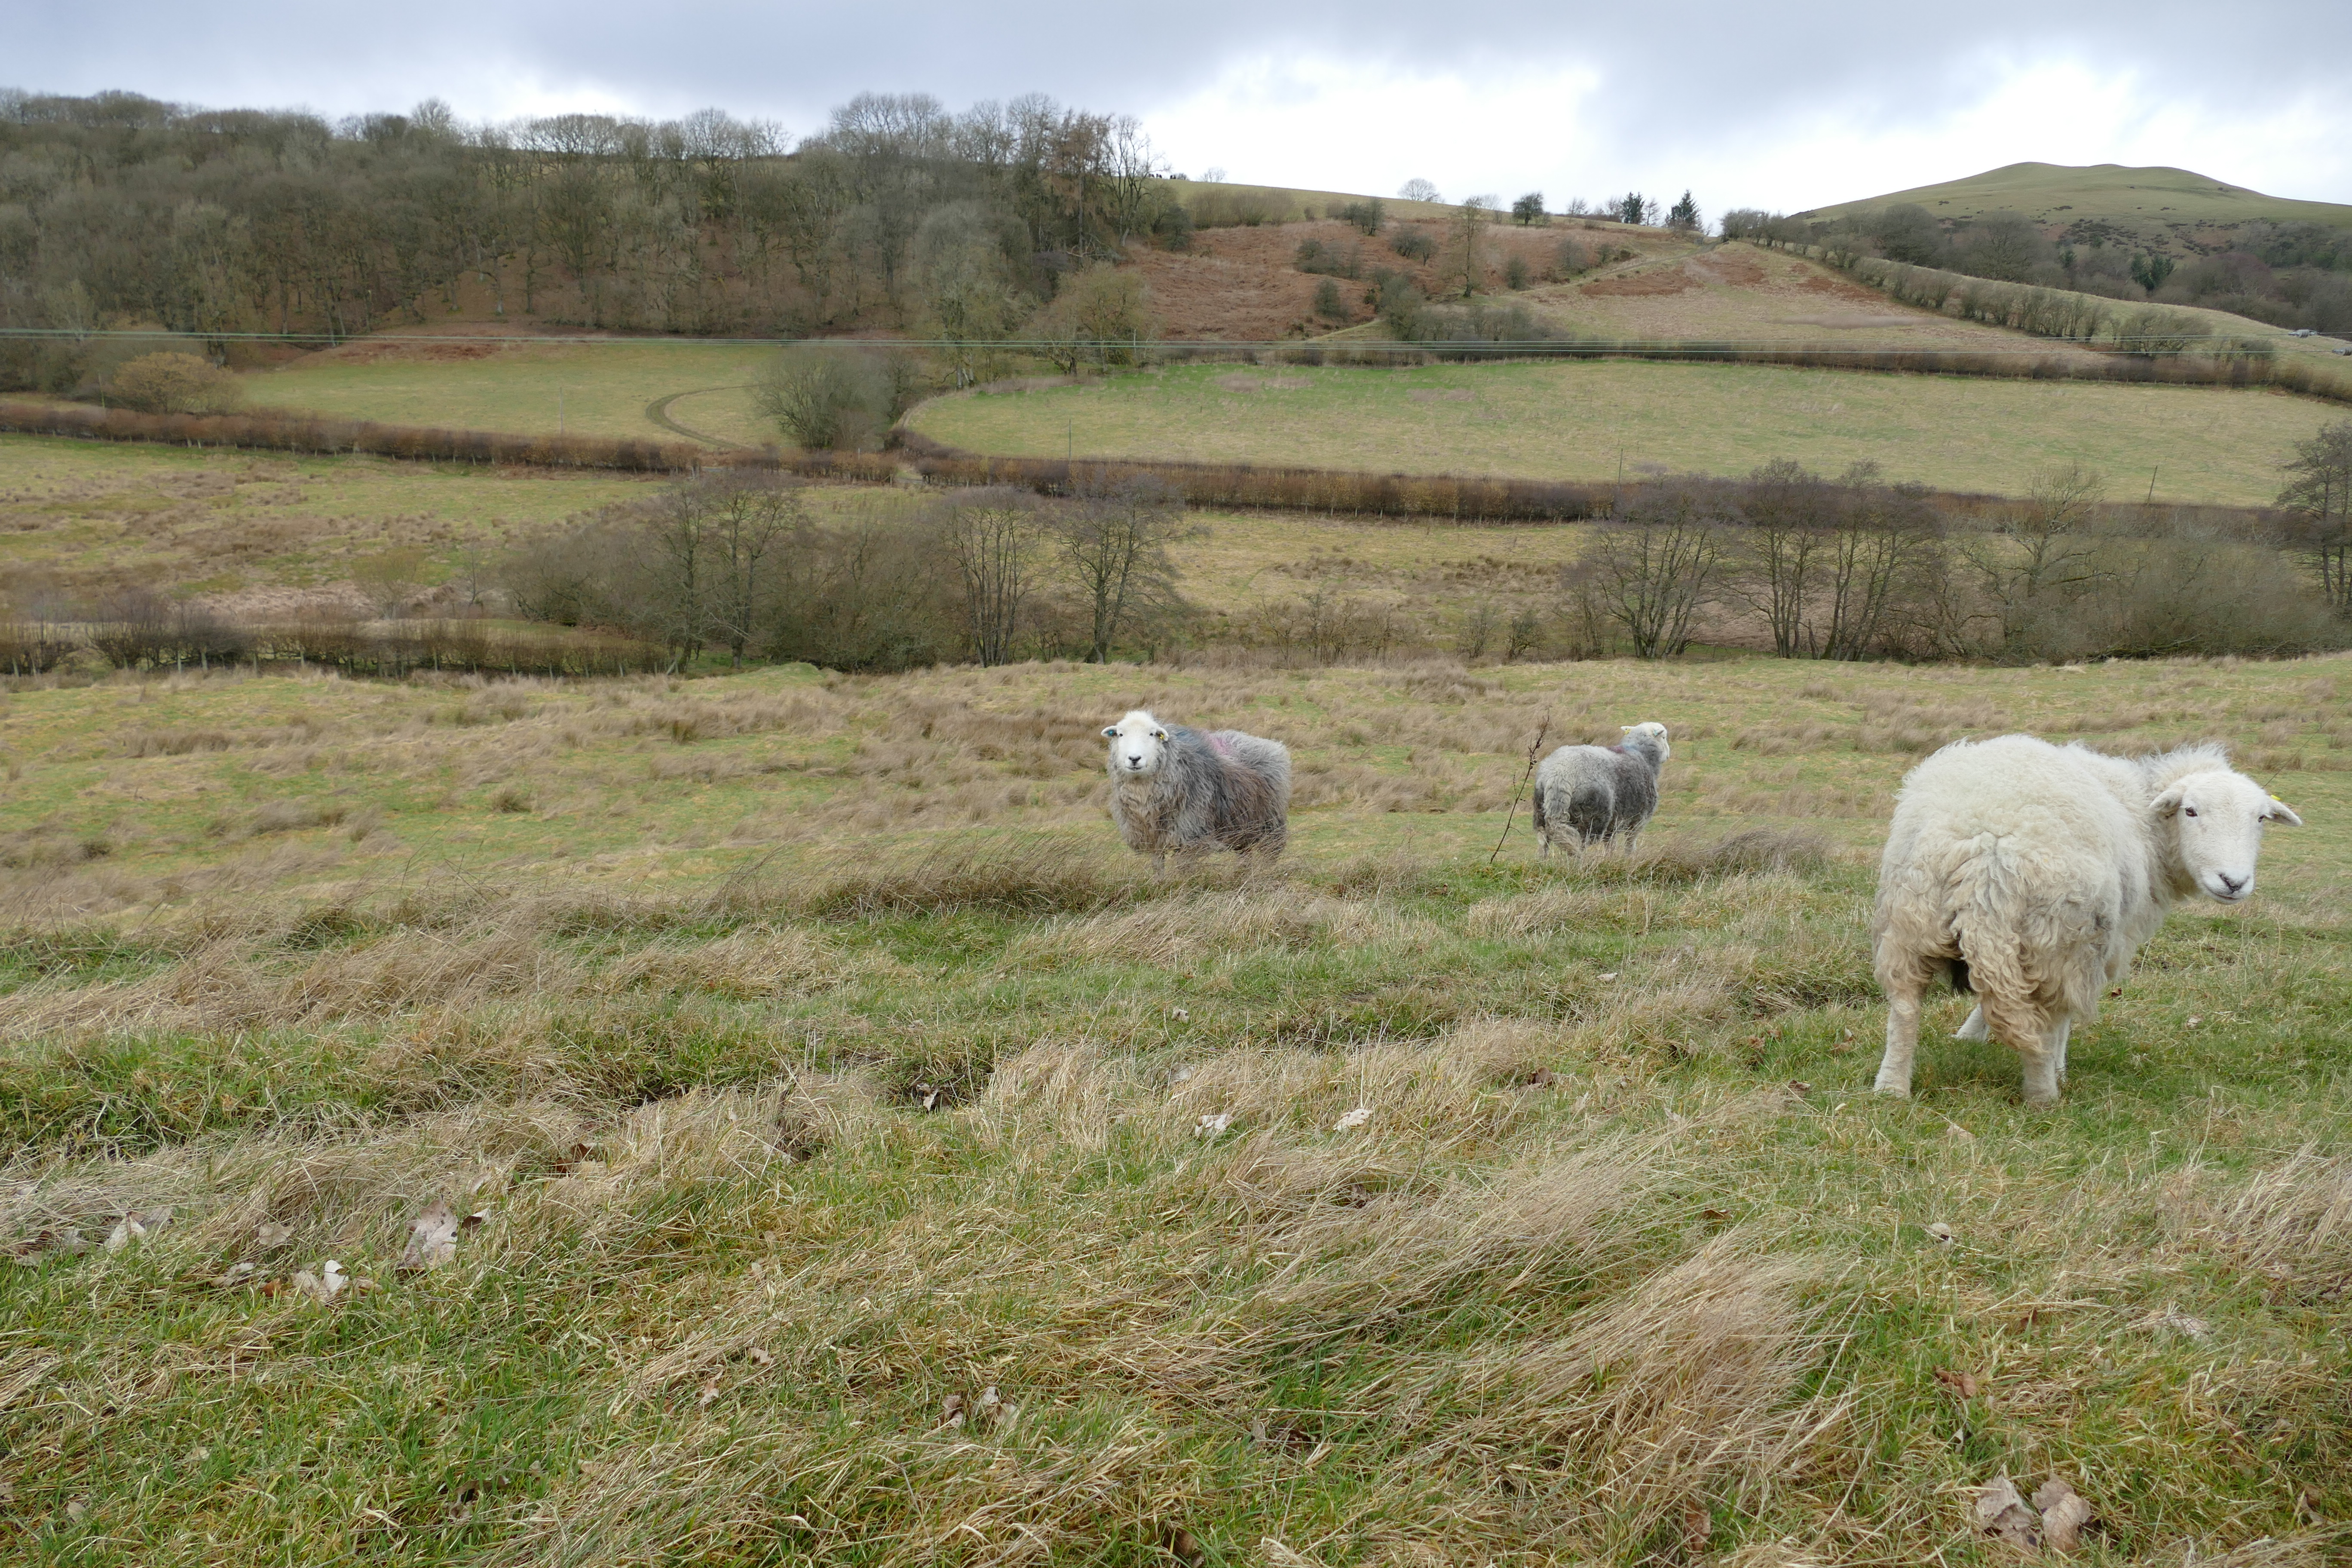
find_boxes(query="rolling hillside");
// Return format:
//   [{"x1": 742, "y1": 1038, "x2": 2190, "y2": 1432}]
[{"x1": 1801, "y1": 162, "x2": 2352, "y2": 254}]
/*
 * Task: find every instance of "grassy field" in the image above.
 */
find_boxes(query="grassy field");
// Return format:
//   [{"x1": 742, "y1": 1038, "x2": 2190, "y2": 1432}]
[
  {"x1": 908, "y1": 360, "x2": 2339, "y2": 505},
  {"x1": 1802, "y1": 162, "x2": 2352, "y2": 252},
  {"x1": 1, "y1": 650, "x2": 2348, "y2": 1565},
  {"x1": 0, "y1": 433, "x2": 1598, "y2": 639},
  {"x1": 237, "y1": 336, "x2": 782, "y2": 450},
  {"x1": 0, "y1": 435, "x2": 662, "y2": 609}
]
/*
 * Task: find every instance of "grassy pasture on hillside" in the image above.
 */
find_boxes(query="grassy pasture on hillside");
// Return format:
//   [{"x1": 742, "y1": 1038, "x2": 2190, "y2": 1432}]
[
  {"x1": 0, "y1": 435, "x2": 661, "y2": 606},
  {"x1": 237, "y1": 338, "x2": 781, "y2": 450},
  {"x1": 2, "y1": 651, "x2": 2349, "y2": 1565},
  {"x1": 1801, "y1": 162, "x2": 2352, "y2": 251},
  {"x1": 0, "y1": 434, "x2": 1592, "y2": 634},
  {"x1": 909, "y1": 361, "x2": 2340, "y2": 506}
]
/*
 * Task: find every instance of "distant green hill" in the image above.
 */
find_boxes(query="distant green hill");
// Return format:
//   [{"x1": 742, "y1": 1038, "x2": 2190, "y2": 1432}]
[{"x1": 1802, "y1": 162, "x2": 2352, "y2": 253}]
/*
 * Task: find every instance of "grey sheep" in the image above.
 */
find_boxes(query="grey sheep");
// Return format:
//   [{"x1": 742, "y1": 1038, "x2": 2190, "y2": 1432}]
[
  {"x1": 1103, "y1": 708, "x2": 1291, "y2": 870},
  {"x1": 1532, "y1": 722, "x2": 1671, "y2": 858}
]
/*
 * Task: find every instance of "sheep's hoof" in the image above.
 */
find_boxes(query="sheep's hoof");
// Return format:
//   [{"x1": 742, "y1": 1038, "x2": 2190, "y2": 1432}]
[{"x1": 1871, "y1": 1076, "x2": 1911, "y2": 1097}]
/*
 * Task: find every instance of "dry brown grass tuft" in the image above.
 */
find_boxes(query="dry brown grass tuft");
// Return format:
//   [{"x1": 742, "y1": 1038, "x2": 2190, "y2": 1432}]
[
  {"x1": 1406, "y1": 1235, "x2": 1842, "y2": 1548},
  {"x1": 1010, "y1": 882, "x2": 1440, "y2": 968}
]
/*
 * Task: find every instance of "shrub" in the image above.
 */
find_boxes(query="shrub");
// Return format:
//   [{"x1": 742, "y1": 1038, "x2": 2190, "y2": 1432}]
[
  {"x1": 1337, "y1": 199, "x2": 1385, "y2": 236},
  {"x1": 107, "y1": 352, "x2": 242, "y2": 415},
  {"x1": 1294, "y1": 237, "x2": 1361, "y2": 279},
  {"x1": 1504, "y1": 255, "x2": 1531, "y2": 291},
  {"x1": 1312, "y1": 278, "x2": 1346, "y2": 319},
  {"x1": 751, "y1": 346, "x2": 916, "y2": 451},
  {"x1": 1390, "y1": 228, "x2": 1437, "y2": 263}
]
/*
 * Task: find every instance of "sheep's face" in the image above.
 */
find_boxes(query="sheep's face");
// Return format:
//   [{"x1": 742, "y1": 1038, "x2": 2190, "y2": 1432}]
[
  {"x1": 2155, "y1": 769, "x2": 2303, "y2": 903},
  {"x1": 1103, "y1": 710, "x2": 1171, "y2": 777}
]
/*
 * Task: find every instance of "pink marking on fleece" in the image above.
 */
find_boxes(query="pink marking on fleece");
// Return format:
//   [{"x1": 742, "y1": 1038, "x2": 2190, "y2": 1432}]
[{"x1": 1208, "y1": 733, "x2": 1235, "y2": 757}]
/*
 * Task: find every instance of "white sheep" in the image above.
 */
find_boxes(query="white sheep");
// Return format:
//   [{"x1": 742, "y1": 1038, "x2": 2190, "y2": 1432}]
[
  {"x1": 1871, "y1": 735, "x2": 2301, "y2": 1106},
  {"x1": 1533, "y1": 722, "x2": 1671, "y2": 858},
  {"x1": 1103, "y1": 710, "x2": 1292, "y2": 870}
]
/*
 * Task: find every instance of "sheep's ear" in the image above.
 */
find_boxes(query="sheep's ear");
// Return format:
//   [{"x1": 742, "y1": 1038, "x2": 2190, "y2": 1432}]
[
  {"x1": 1151, "y1": 729, "x2": 1168, "y2": 742},
  {"x1": 2263, "y1": 796, "x2": 2305, "y2": 827},
  {"x1": 2151, "y1": 784, "x2": 2187, "y2": 818},
  {"x1": 1102, "y1": 726, "x2": 1119, "y2": 738}
]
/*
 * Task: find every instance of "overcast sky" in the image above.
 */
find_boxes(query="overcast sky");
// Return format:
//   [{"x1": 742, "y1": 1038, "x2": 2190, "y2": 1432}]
[{"x1": 15, "y1": 2, "x2": 2351, "y2": 214}]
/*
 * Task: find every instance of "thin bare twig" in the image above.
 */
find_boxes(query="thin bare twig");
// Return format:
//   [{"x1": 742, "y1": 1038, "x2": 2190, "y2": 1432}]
[{"x1": 1488, "y1": 710, "x2": 1553, "y2": 866}]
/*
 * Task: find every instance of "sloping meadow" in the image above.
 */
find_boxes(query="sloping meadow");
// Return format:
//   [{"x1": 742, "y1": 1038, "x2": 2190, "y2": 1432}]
[{"x1": 2, "y1": 652, "x2": 2349, "y2": 1563}]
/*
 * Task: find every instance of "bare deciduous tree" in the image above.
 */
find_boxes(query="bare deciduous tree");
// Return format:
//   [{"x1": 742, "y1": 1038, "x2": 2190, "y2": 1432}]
[
  {"x1": 1959, "y1": 462, "x2": 2109, "y2": 654},
  {"x1": 941, "y1": 487, "x2": 1043, "y2": 666},
  {"x1": 1730, "y1": 459, "x2": 1831, "y2": 658},
  {"x1": 1570, "y1": 486, "x2": 1735, "y2": 658},
  {"x1": 1450, "y1": 195, "x2": 1497, "y2": 298},
  {"x1": 1819, "y1": 464, "x2": 1945, "y2": 661},
  {"x1": 1054, "y1": 475, "x2": 1191, "y2": 662},
  {"x1": 2278, "y1": 419, "x2": 2352, "y2": 614}
]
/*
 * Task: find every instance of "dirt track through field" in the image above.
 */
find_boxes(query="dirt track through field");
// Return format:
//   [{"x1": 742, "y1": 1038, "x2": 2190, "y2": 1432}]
[{"x1": 644, "y1": 386, "x2": 750, "y2": 448}]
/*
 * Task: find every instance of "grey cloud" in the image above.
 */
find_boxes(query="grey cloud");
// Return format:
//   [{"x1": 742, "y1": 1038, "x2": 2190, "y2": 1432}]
[{"x1": 12, "y1": 2, "x2": 2349, "y2": 186}]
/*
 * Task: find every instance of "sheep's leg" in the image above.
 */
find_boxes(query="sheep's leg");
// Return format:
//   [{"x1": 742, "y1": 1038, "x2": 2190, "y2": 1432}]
[
  {"x1": 2049, "y1": 1017, "x2": 2073, "y2": 1085},
  {"x1": 1874, "y1": 974, "x2": 1925, "y2": 1096},
  {"x1": 1954, "y1": 1005, "x2": 1988, "y2": 1041},
  {"x1": 2019, "y1": 1042, "x2": 2060, "y2": 1106}
]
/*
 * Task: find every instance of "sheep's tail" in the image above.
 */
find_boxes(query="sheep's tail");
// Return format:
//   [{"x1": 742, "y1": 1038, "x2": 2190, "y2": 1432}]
[{"x1": 1945, "y1": 835, "x2": 2050, "y2": 1047}]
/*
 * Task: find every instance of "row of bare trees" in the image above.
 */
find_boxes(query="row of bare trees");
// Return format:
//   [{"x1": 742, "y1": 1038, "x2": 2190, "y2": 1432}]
[
  {"x1": 502, "y1": 471, "x2": 1196, "y2": 670},
  {"x1": 1566, "y1": 447, "x2": 2349, "y2": 663}
]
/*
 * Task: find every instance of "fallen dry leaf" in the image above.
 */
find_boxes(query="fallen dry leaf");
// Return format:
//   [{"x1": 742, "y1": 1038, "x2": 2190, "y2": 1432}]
[
  {"x1": 746, "y1": 1346, "x2": 774, "y2": 1368},
  {"x1": 397, "y1": 1200, "x2": 461, "y2": 1272},
  {"x1": 1598, "y1": 971, "x2": 1619, "y2": 981},
  {"x1": 1164, "y1": 1525, "x2": 1204, "y2": 1565},
  {"x1": 2136, "y1": 1305, "x2": 2211, "y2": 1341},
  {"x1": 1522, "y1": 1068, "x2": 1556, "y2": 1088},
  {"x1": 255, "y1": 1222, "x2": 294, "y2": 1252},
  {"x1": 1331, "y1": 1106, "x2": 1372, "y2": 1132},
  {"x1": 1973, "y1": 1473, "x2": 2039, "y2": 1550},
  {"x1": 292, "y1": 1260, "x2": 349, "y2": 1303},
  {"x1": 697, "y1": 1378, "x2": 721, "y2": 1409},
  {"x1": 938, "y1": 1392, "x2": 965, "y2": 1430},
  {"x1": 1935, "y1": 1368, "x2": 1981, "y2": 1400},
  {"x1": 2034, "y1": 1478, "x2": 2094, "y2": 1552},
  {"x1": 1194, "y1": 1112, "x2": 1233, "y2": 1138},
  {"x1": 1682, "y1": 1499, "x2": 1713, "y2": 1553},
  {"x1": 217, "y1": 1260, "x2": 259, "y2": 1289},
  {"x1": 1926, "y1": 1222, "x2": 1956, "y2": 1246},
  {"x1": 104, "y1": 1207, "x2": 172, "y2": 1253},
  {"x1": 1170, "y1": 1007, "x2": 1190, "y2": 1021},
  {"x1": 552, "y1": 1142, "x2": 593, "y2": 1175}
]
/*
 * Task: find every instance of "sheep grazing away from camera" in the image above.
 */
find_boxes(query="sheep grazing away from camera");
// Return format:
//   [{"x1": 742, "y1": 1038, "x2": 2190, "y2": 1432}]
[
  {"x1": 1872, "y1": 736, "x2": 2302, "y2": 1106},
  {"x1": 1532, "y1": 722, "x2": 1671, "y2": 858},
  {"x1": 1102, "y1": 709, "x2": 1291, "y2": 870}
]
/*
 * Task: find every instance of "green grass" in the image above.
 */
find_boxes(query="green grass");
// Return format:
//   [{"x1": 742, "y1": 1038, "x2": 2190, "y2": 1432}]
[
  {"x1": 907, "y1": 360, "x2": 2340, "y2": 505},
  {"x1": 237, "y1": 339, "x2": 784, "y2": 449},
  {"x1": 0, "y1": 434, "x2": 659, "y2": 599},
  {"x1": 1803, "y1": 161, "x2": 2352, "y2": 251},
  {"x1": 2, "y1": 651, "x2": 2349, "y2": 1564}
]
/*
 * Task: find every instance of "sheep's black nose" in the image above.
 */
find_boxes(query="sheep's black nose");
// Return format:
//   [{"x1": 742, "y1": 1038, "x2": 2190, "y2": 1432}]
[{"x1": 2218, "y1": 873, "x2": 2245, "y2": 894}]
